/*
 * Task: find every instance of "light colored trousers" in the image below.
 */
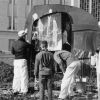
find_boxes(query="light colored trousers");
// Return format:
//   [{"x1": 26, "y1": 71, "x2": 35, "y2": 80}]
[
  {"x1": 59, "y1": 61, "x2": 81, "y2": 99},
  {"x1": 96, "y1": 58, "x2": 100, "y2": 99},
  {"x1": 91, "y1": 54, "x2": 100, "y2": 99},
  {"x1": 12, "y1": 59, "x2": 29, "y2": 93}
]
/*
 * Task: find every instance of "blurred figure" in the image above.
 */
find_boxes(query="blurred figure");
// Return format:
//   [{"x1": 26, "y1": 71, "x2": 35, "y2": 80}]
[
  {"x1": 54, "y1": 43, "x2": 81, "y2": 100},
  {"x1": 11, "y1": 30, "x2": 30, "y2": 95},
  {"x1": 34, "y1": 41, "x2": 55, "y2": 100},
  {"x1": 91, "y1": 49, "x2": 100, "y2": 99},
  {"x1": 32, "y1": 31, "x2": 40, "y2": 51}
]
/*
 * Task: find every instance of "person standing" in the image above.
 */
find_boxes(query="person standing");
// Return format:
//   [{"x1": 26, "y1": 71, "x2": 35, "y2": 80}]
[
  {"x1": 34, "y1": 41, "x2": 55, "y2": 100},
  {"x1": 54, "y1": 43, "x2": 81, "y2": 100},
  {"x1": 11, "y1": 30, "x2": 30, "y2": 95},
  {"x1": 91, "y1": 49, "x2": 100, "y2": 99}
]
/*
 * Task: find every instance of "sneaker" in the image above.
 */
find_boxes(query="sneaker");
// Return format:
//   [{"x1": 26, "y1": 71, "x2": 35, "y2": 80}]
[
  {"x1": 18, "y1": 92, "x2": 28, "y2": 95},
  {"x1": 58, "y1": 97, "x2": 68, "y2": 100}
]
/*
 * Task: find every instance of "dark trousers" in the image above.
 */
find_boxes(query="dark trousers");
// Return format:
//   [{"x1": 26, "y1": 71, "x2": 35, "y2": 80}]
[{"x1": 39, "y1": 75, "x2": 52, "y2": 100}]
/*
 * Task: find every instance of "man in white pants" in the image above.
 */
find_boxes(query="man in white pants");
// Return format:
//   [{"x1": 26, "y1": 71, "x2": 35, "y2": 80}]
[
  {"x1": 54, "y1": 43, "x2": 81, "y2": 100},
  {"x1": 11, "y1": 30, "x2": 30, "y2": 95}
]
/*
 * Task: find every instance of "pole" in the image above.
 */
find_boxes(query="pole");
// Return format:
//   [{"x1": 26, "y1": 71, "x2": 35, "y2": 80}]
[
  {"x1": 44, "y1": 0, "x2": 46, "y2": 5},
  {"x1": 89, "y1": 0, "x2": 92, "y2": 14},
  {"x1": 11, "y1": 0, "x2": 14, "y2": 30},
  {"x1": 48, "y1": 0, "x2": 49, "y2": 4},
  {"x1": 29, "y1": 0, "x2": 32, "y2": 12},
  {"x1": 71, "y1": 0, "x2": 74, "y2": 6},
  {"x1": 77, "y1": 0, "x2": 80, "y2": 8}
]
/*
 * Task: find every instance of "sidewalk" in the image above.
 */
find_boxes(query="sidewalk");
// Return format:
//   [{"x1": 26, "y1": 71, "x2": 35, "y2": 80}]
[{"x1": 0, "y1": 82, "x2": 98, "y2": 100}]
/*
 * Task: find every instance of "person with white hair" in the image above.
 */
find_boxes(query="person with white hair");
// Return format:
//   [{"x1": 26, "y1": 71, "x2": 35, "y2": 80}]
[{"x1": 11, "y1": 30, "x2": 30, "y2": 95}]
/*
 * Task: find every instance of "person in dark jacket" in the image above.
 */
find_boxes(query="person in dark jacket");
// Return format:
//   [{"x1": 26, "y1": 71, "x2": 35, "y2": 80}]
[
  {"x1": 11, "y1": 30, "x2": 30, "y2": 95},
  {"x1": 34, "y1": 41, "x2": 55, "y2": 100}
]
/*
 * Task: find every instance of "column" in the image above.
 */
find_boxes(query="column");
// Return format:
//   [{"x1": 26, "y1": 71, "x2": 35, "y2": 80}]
[
  {"x1": 71, "y1": 0, "x2": 74, "y2": 6},
  {"x1": 11, "y1": 0, "x2": 14, "y2": 30},
  {"x1": 77, "y1": 0, "x2": 80, "y2": 8},
  {"x1": 29, "y1": 0, "x2": 32, "y2": 11},
  {"x1": 89, "y1": 0, "x2": 92, "y2": 14},
  {"x1": 46, "y1": 0, "x2": 49, "y2": 4}
]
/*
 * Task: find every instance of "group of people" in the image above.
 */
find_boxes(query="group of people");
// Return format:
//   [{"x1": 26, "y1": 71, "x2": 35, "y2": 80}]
[{"x1": 11, "y1": 29, "x2": 100, "y2": 100}]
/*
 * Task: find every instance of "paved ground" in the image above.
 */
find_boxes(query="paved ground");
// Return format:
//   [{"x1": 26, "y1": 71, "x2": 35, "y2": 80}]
[
  {"x1": 0, "y1": 82, "x2": 98, "y2": 100},
  {"x1": 0, "y1": 83, "x2": 98, "y2": 100},
  {"x1": 0, "y1": 90, "x2": 98, "y2": 100}
]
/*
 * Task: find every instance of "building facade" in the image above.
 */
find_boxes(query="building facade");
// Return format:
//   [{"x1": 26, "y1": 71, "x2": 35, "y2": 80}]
[
  {"x1": 0, "y1": 0, "x2": 99, "y2": 51},
  {"x1": 80, "y1": 0, "x2": 100, "y2": 21},
  {"x1": 0, "y1": 0, "x2": 100, "y2": 31}
]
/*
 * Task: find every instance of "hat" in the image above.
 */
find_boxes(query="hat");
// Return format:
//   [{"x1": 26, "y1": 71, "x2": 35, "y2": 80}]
[
  {"x1": 32, "y1": 13, "x2": 39, "y2": 21},
  {"x1": 49, "y1": 9, "x2": 53, "y2": 13},
  {"x1": 18, "y1": 30, "x2": 27, "y2": 37}
]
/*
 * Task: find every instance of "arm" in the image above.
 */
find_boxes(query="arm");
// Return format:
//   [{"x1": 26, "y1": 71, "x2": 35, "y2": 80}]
[
  {"x1": 91, "y1": 55, "x2": 96, "y2": 66},
  {"x1": 54, "y1": 51, "x2": 66, "y2": 73},
  {"x1": 26, "y1": 43, "x2": 31, "y2": 58},
  {"x1": 59, "y1": 60, "x2": 66, "y2": 73},
  {"x1": 34, "y1": 55, "x2": 40, "y2": 78},
  {"x1": 54, "y1": 51, "x2": 62, "y2": 64},
  {"x1": 11, "y1": 44, "x2": 15, "y2": 55}
]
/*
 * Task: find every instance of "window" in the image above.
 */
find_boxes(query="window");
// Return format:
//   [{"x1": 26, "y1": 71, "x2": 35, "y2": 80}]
[
  {"x1": 8, "y1": 16, "x2": 15, "y2": 30},
  {"x1": 9, "y1": 0, "x2": 12, "y2": 4},
  {"x1": 9, "y1": 39, "x2": 16, "y2": 51},
  {"x1": 8, "y1": 16, "x2": 11, "y2": 30},
  {"x1": 9, "y1": 0, "x2": 15, "y2": 4},
  {"x1": 27, "y1": 0, "x2": 30, "y2": 5}
]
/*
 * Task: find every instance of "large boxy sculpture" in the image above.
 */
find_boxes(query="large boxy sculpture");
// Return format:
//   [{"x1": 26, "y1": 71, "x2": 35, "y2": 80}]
[{"x1": 25, "y1": 4, "x2": 98, "y2": 57}]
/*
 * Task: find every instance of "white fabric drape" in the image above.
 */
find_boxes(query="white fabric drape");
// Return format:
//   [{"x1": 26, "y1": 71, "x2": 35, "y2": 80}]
[
  {"x1": 12, "y1": 59, "x2": 28, "y2": 93},
  {"x1": 91, "y1": 52, "x2": 100, "y2": 99},
  {"x1": 96, "y1": 52, "x2": 100, "y2": 99}
]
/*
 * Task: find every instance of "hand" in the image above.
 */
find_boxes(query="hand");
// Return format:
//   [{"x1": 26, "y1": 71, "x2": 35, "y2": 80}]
[
  {"x1": 34, "y1": 76, "x2": 38, "y2": 83},
  {"x1": 24, "y1": 28, "x2": 28, "y2": 33},
  {"x1": 63, "y1": 73, "x2": 65, "y2": 75}
]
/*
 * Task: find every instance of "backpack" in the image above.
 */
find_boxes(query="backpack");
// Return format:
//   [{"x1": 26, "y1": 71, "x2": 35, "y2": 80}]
[{"x1": 40, "y1": 66, "x2": 52, "y2": 76}]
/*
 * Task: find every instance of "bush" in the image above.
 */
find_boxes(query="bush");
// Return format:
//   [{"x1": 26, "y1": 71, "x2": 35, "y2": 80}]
[{"x1": 0, "y1": 61, "x2": 13, "y2": 83}]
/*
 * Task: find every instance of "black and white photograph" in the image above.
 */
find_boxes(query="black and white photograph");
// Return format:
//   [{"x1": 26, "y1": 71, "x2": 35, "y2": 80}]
[{"x1": 0, "y1": 0, "x2": 100, "y2": 100}]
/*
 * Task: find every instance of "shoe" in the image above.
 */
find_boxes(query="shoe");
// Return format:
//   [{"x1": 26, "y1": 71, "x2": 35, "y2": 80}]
[
  {"x1": 58, "y1": 97, "x2": 64, "y2": 100},
  {"x1": 68, "y1": 95, "x2": 75, "y2": 100},
  {"x1": 58, "y1": 97, "x2": 67, "y2": 100},
  {"x1": 12, "y1": 92, "x2": 19, "y2": 96},
  {"x1": 18, "y1": 92, "x2": 28, "y2": 95}
]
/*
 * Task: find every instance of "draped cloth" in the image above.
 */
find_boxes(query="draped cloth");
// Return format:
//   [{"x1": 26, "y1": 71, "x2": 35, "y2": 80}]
[
  {"x1": 96, "y1": 52, "x2": 100, "y2": 99},
  {"x1": 91, "y1": 52, "x2": 100, "y2": 99},
  {"x1": 12, "y1": 59, "x2": 29, "y2": 93}
]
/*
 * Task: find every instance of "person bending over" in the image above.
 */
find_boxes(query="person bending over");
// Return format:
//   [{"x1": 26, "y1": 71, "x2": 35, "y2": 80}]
[{"x1": 54, "y1": 43, "x2": 81, "y2": 100}]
